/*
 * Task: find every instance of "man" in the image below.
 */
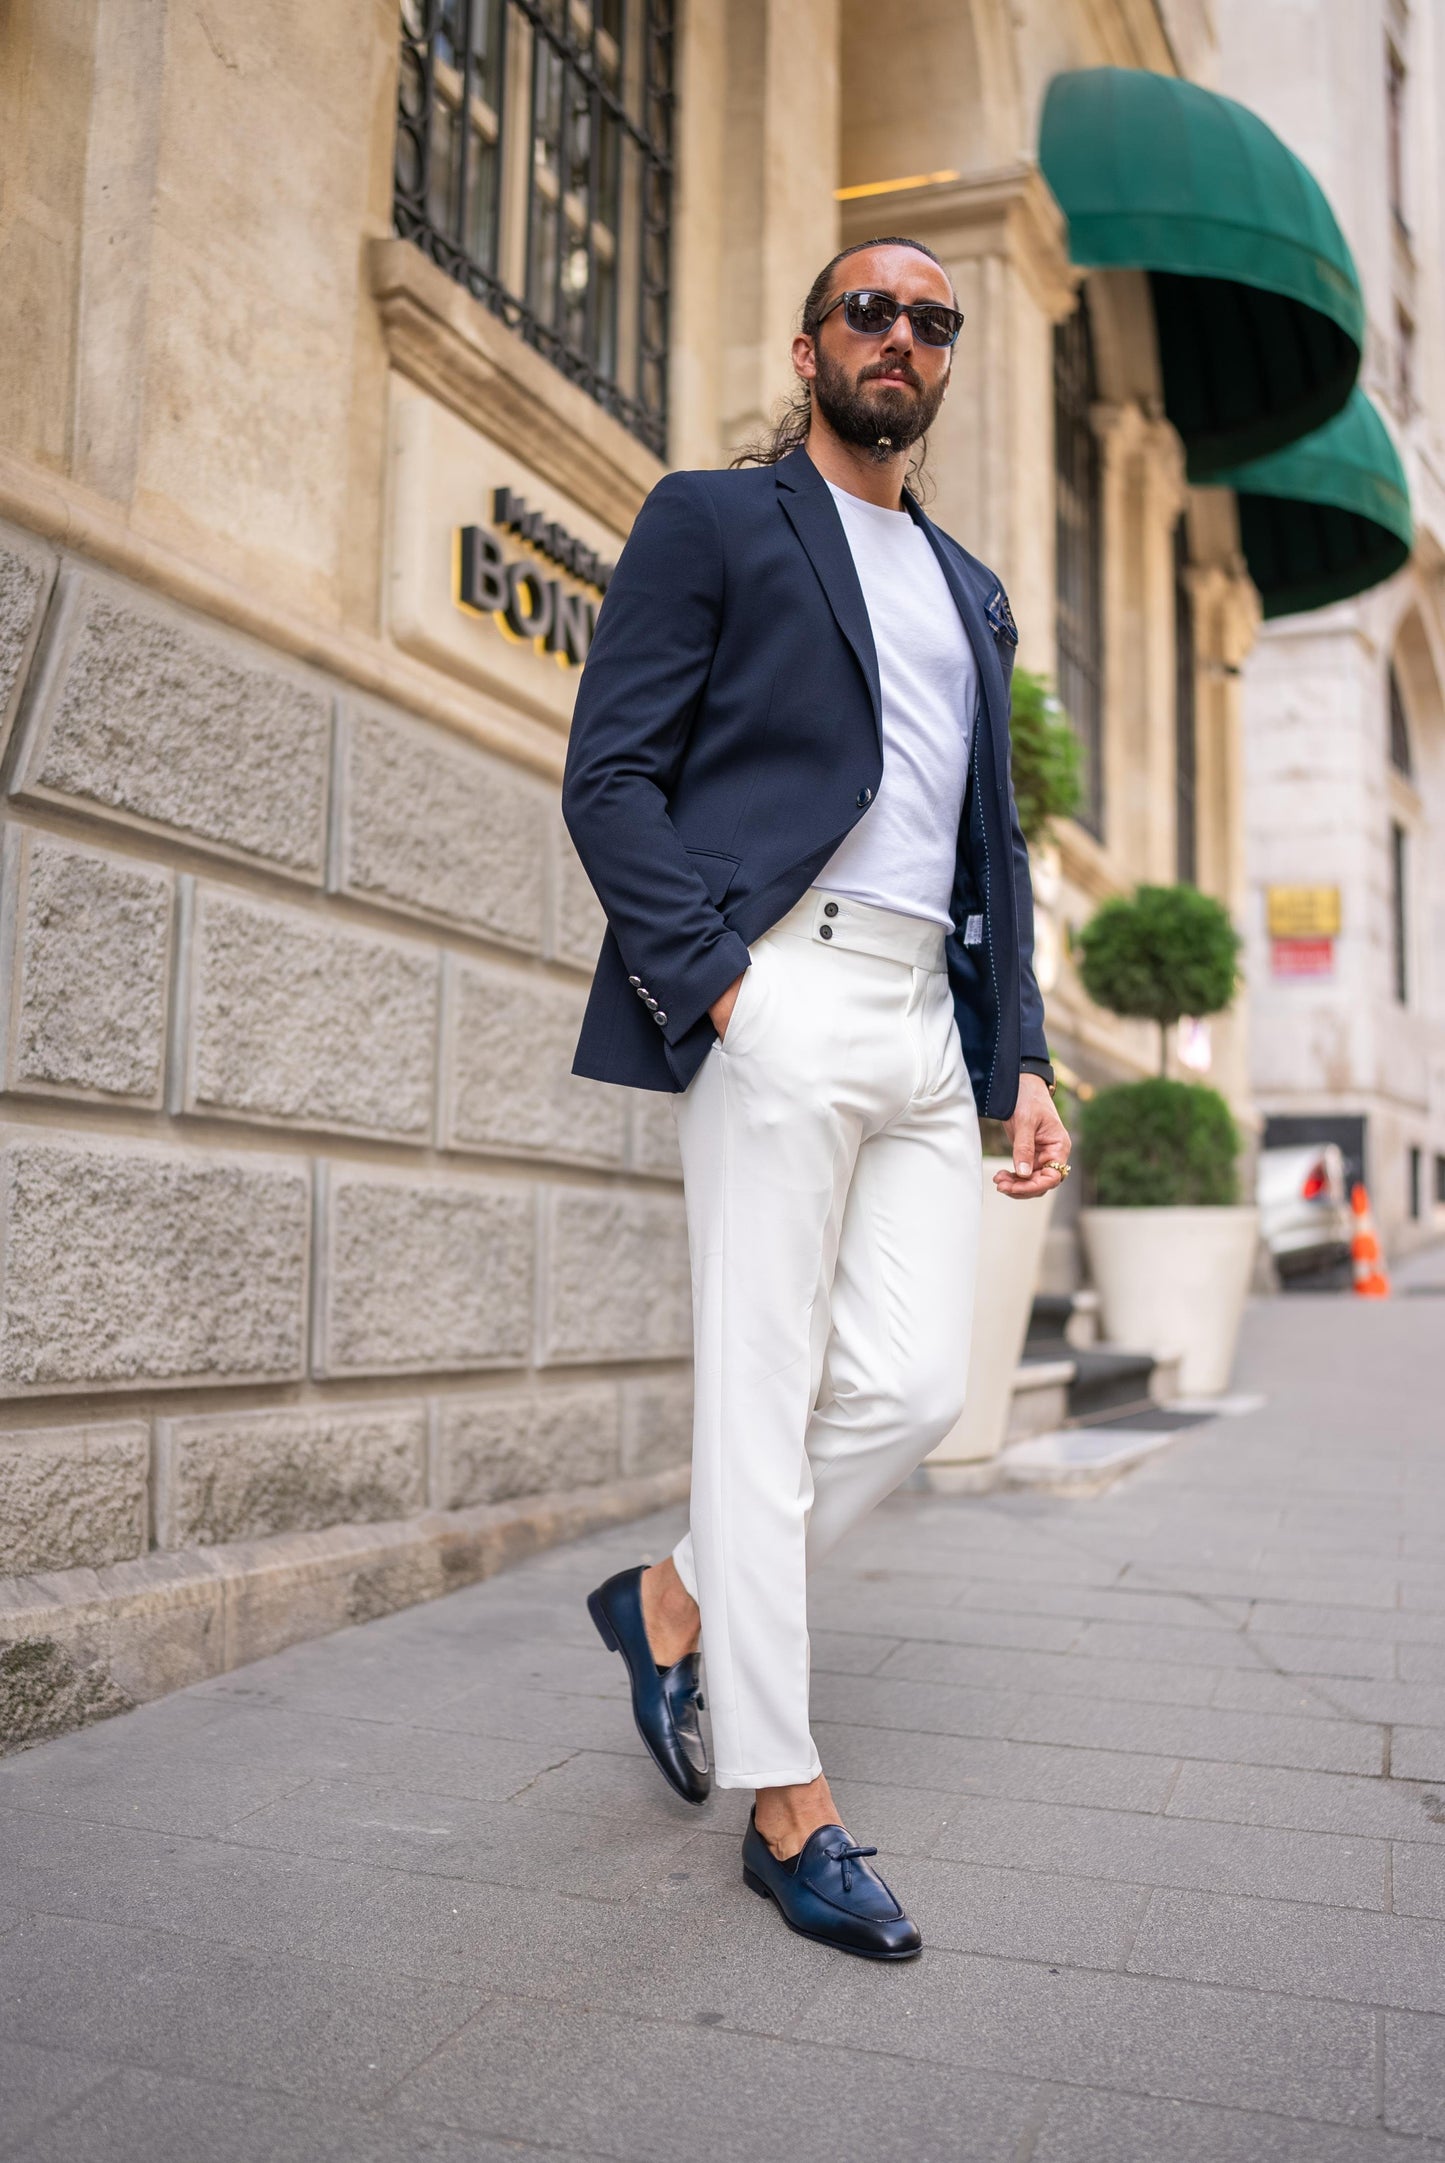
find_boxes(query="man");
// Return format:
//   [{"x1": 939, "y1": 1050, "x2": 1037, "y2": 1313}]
[{"x1": 563, "y1": 236, "x2": 1070, "y2": 1960}]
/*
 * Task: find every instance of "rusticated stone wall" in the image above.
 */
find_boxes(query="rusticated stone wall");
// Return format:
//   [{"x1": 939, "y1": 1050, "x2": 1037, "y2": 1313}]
[{"x1": 0, "y1": 523, "x2": 692, "y2": 1584}]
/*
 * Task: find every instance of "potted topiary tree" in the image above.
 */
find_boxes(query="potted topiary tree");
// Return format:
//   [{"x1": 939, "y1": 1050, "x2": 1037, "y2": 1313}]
[
  {"x1": 933, "y1": 672, "x2": 1082, "y2": 1465},
  {"x1": 1073, "y1": 885, "x2": 1258, "y2": 1397}
]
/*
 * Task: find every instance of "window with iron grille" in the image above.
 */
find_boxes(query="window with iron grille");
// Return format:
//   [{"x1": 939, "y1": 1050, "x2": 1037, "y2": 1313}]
[
  {"x1": 393, "y1": 0, "x2": 675, "y2": 458},
  {"x1": 1386, "y1": 38, "x2": 1407, "y2": 235},
  {"x1": 1054, "y1": 304, "x2": 1104, "y2": 838},
  {"x1": 1390, "y1": 818, "x2": 1409, "y2": 1005},
  {"x1": 1389, "y1": 663, "x2": 1413, "y2": 777},
  {"x1": 1174, "y1": 518, "x2": 1197, "y2": 884}
]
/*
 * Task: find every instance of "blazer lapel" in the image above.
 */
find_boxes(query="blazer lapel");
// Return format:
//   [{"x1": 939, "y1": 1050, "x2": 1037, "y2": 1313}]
[
  {"x1": 774, "y1": 450, "x2": 882, "y2": 745},
  {"x1": 906, "y1": 497, "x2": 1012, "y2": 791}
]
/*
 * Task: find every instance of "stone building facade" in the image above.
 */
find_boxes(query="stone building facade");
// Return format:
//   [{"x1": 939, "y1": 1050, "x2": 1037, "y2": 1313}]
[
  {"x1": 1216, "y1": 0, "x2": 1445, "y2": 1260},
  {"x1": 0, "y1": 0, "x2": 1379, "y2": 1736}
]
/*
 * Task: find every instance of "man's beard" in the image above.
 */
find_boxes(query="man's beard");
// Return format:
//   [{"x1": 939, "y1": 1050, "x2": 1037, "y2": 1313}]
[{"x1": 812, "y1": 347, "x2": 947, "y2": 463}]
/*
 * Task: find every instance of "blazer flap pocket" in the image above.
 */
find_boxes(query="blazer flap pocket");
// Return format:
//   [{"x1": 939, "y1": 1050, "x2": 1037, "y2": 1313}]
[{"x1": 685, "y1": 847, "x2": 740, "y2": 903}]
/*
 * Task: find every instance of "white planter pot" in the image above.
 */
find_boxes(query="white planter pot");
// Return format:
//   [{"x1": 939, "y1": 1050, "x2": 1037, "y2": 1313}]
[
  {"x1": 1080, "y1": 1206, "x2": 1260, "y2": 1397},
  {"x1": 930, "y1": 1159, "x2": 1056, "y2": 1464}
]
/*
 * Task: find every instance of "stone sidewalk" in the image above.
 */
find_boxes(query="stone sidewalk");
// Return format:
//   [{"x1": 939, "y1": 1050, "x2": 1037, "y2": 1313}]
[{"x1": 2, "y1": 1294, "x2": 1445, "y2": 2162}]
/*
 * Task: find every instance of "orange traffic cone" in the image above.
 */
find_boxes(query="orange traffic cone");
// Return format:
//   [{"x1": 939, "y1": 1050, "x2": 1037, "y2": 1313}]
[{"x1": 1350, "y1": 1184, "x2": 1391, "y2": 1298}]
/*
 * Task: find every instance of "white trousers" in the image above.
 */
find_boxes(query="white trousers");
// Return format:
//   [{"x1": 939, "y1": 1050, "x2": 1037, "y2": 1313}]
[{"x1": 671, "y1": 889, "x2": 983, "y2": 1788}]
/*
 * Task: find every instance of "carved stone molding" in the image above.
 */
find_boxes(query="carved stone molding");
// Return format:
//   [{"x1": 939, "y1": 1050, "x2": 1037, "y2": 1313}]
[
  {"x1": 1189, "y1": 562, "x2": 1262, "y2": 669},
  {"x1": 1090, "y1": 398, "x2": 1151, "y2": 470},
  {"x1": 1142, "y1": 416, "x2": 1190, "y2": 522},
  {"x1": 840, "y1": 162, "x2": 1079, "y2": 324},
  {"x1": 368, "y1": 239, "x2": 664, "y2": 538}
]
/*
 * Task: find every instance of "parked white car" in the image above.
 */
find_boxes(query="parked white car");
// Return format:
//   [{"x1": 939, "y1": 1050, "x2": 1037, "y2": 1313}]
[{"x1": 1257, "y1": 1143, "x2": 1353, "y2": 1282}]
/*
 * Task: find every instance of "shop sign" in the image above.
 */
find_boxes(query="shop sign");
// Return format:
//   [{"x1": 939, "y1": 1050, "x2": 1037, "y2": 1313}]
[
  {"x1": 455, "y1": 488, "x2": 616, "y2": 668},
  {"x1": 385, "y1": 381, "x2": 627, "y2": 729},
  {"x1": 1267, "y1": 886, "x2": 1341, "y2": 938},
  {"x1": 1272, "y1": 937, "x2": 1334, "y2": 978}
]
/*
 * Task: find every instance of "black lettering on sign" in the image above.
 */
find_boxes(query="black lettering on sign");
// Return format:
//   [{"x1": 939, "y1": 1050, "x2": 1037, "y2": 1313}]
[
  {"x1": 548, "y1": 586, "x2": 595, "y2": 667},
  {"x1": 485, "y1": 486, "x2": 615, "y2": 591},
  {"x1": 502, "y1": 561, "x2": 555, "y2": 646},
  {"x1": 458, "y1": 494, "x2": 612, "y2": 666},
  {"x1": 458, "y1": 527, "x2": 508, "y2": 612}
]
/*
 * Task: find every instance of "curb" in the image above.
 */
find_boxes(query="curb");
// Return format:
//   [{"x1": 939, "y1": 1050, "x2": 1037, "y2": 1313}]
[{"x1": 0, "y1": 1463, "x2": 690, "y2": 1755}]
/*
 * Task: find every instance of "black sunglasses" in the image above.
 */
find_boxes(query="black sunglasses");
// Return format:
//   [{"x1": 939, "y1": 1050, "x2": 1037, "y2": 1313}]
[{"x1": 815, "y1": 287, "x2": 964, "y2": 348}]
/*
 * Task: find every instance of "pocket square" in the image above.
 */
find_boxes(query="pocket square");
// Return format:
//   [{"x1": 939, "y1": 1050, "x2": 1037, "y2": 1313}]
[{"x1": 985, "y1": 587, "x2": 1018, "y2": 645}]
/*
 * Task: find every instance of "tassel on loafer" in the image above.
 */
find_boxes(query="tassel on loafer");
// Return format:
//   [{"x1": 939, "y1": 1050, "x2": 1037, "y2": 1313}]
[
  {"x1": 742, "y1": 1810, "x2": 922, "y2": 1960},
  {"x1": 587, "y1": 1565, "x2": 711, "y2": 1806}
]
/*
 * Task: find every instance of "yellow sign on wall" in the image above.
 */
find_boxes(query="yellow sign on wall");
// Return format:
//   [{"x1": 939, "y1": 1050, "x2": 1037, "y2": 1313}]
[{"x1": 1267, "y1": 886, "x2": 1341, "y2": 938}]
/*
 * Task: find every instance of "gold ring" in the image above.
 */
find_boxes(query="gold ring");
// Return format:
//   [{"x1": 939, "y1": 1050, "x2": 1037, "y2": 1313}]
[{"x1": 1042, "y1": 1161, "x2": 1071, "y2": 1178}]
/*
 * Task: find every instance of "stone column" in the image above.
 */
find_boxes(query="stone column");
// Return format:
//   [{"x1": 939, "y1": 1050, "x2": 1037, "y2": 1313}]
[
  {"x1": 1188, "y1": 555, "x2": 1260, "y2": 1120},
  {"x1": 717, "y1": 0, "x2": 841, "y2": 462},
  {"x1": 1190, "y1": 559, "x2": 1260, "y2": 916},
  {"x1": 1091, "y1": 400, "x2": 1148, "y2": 882},
  {"x1": 839, "y1": 165, "x2": 1078, "y2": 658},
  {"x1": 1091, "y1": 403, "x2": 1190, "y2": 886}
]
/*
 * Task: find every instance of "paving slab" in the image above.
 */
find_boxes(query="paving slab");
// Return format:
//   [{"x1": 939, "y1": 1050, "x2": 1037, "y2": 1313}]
[
  {"x1": 1, "y1": 1294, "x2": 1439, "y2": 2162},
  {"x1": 794, "y1": 1945, "x2": 1376, "y2": 2121},
  {"x1": 1384, "y1": 2012, "x2": 1445, "y2": 2138},
  {"x1": 0, "y1": 2039, "x2": 116, "y2": 2159},
  {"x1": 1240, "y1": 1631, "x2": 1399, "y2": 1680},
  {"x1": 386, "y1": 1997, "x2": 1039, "y2": 2163},
  {"x1": 4, "y1": 2066, "x2": 575, "y2": 2163},
  {"x1": 1129, "y1": 1885, "x2": 1445, "y2": 2013},
  {"x1": 1389, "y1": 1730, "x2": 1445, "y2": 1782},
  {"x1": 1167, "y1": 1758, "x2": 1445, "y2": 1844},
  {"x1": 928, "y1": 1792, "x2": 1389, "y2": 1908},
  {"x1": 874, "y1": 1634, "x2": 1227, "y2": 1706},
  {"x1": 1032, "y1": 2084, "x2": 1445, "y2": 2161},
  {"x1": 1388, "y1": 1846, "x2": 1445, "y2": 1931},
  {"x1": 0, "y1": 1914, "x2": 483, "y2": 2105}
]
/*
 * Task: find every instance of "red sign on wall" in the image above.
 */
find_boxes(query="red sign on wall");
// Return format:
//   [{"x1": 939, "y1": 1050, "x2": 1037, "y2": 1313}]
[{"x1": 1272, "y1": 937, "x2": 1335, "y2": 978}]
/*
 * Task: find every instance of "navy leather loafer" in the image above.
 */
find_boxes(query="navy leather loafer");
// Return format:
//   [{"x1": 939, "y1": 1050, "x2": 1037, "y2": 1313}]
[
  {"x1": 587, "y1": 1565, "x2": 711, "y2": 1806},
  {"x1": 742, "y1": 1811, "x2": 922, "y2": 1959}
]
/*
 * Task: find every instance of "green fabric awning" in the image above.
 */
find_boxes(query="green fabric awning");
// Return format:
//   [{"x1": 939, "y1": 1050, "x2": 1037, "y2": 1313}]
[
  {"x1": 1209, "y1": 388, "x2": 1413, "y2": 617},
  {"x1": 1039, "y1": 68, "x2": 1365, "y2": 479}
]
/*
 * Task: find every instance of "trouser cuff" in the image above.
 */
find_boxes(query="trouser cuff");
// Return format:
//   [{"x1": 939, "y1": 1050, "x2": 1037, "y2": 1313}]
[{"x1": 713, "y1": 1756, "x2": 825, "y2": 1791}]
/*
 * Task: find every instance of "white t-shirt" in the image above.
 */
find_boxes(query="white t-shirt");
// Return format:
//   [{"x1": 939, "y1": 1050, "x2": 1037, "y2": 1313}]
[{"x1": 817, "y1": 482, "x2": 976, "y2": 930}]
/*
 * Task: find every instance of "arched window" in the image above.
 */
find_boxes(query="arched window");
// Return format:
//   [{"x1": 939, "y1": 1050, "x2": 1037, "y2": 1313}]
[
  {"x1": 1054, "y1": 304, "x2": 1104, "y2": 836},
  {"x1": 1389, "y1": 663, "x2": 1413, "y2": 777}
]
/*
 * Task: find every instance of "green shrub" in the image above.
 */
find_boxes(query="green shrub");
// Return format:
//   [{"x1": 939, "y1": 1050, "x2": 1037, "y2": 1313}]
[
  {"x1": 1077, "y1": 884, "x2": 1241, "y2": 1073},
  {"x1": 1009, "y1": 669, "x2": 1083, "y2": 847},
  {"x1": 1079, "y1": 1078, "x2": 1239, "y2": 1207}
]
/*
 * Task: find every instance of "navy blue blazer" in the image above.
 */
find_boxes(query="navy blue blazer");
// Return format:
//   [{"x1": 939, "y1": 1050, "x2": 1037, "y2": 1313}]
[{"x1": 561, "y1": 444, "x2": 1050, "y2": 1119}]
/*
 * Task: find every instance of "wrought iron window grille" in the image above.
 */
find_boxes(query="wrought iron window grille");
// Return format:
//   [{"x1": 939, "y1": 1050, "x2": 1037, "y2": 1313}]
[
  {"x1": 1054, "y1": 304, "x2": 1105, "y2": 839},
  {"x1": 1174, "y1": 519, "x2": 1197, "y2": 885},
  {"x1": 394, "y1": 0, "x2": 675, "y2": 458}
]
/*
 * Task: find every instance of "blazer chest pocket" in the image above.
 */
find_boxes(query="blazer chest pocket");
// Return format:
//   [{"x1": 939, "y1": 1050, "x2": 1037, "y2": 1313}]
[
  {"x1": 985, "y1": 587, "x2": 1018, "y2": 648},
  {"x1": 685, "y1": 847, "x2": 740, "y2": 904}
]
